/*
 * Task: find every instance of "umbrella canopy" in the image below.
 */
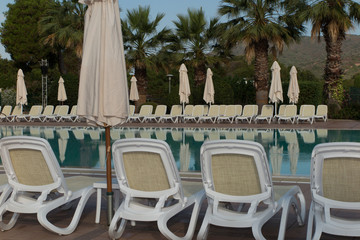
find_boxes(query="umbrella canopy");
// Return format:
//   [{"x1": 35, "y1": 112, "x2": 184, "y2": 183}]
[
  {"x1": 57, "y1": 77, "x2": 67, "y2": 102},
  {"x1": 16, "y1": 69, "x2": 27, "y2": 109},
  {"x1": 287, "y1": 66, "x2": 300, "y2": 104},
  {"x1": 269, "y1": 61, "x2": 283, "y2": 103},
  {"x1": 269, "y1": 61, "x2": 283, "y2": 115},
  {"x1": 179, "y1": 64, "x2": 191, "y2": 105},
  {"x1": 129, "y1": 76, "x2": 139, "y2": 101},
  {"x1": 203, "y1": 68, "x2": 215, "y2": 104},
  {"x1": 77, "y1": 0, "x2": 129, "y2": 127},
  {"x1": 77, "y1": 0, "x2": 129, "y2": 223}
]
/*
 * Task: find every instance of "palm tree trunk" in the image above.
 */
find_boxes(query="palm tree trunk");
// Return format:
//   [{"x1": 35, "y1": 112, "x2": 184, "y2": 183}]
[
  {"x1": 254, "y1": 40, "x2": 269, "y2": 108},
  {"x1": 135, "y1": 61, "x2": 147, "y2": 109},
  {"x1": 194, "y1": 65, "x2": 206, "y2": 86},
  {"x1": 323, "y1": 27, "x2": 345, "y2": 104},
  {"x1": 58, "y1": 48, "x2": 67, "y2": 75}
]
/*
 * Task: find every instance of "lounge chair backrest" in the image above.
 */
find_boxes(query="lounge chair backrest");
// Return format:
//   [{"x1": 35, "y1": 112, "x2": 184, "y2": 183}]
[
  {"x1": 207, "y1": 105, "x2": 220, "y2": 117},
  {"x1": 11, "y1": 105, "x2": 22, "y2": 115},
  {"x1": 311, "y1": 142, "x2": 360, "y2": 202},
  {"x1": 153, "y1": 105, "x2": 167, "y2": 117},
  {"x1": 201, "y1": 140, "x2": 271, "y2": 197},
  {"x1": 42, "y1": 105, "x2": 54, "y2": 116},
  {"x1": 1, "y1": 105, "x2": 12, "y2": 116},
  {"x1": 278, "y1": 105, "x2": 287, "y2": 116},
  {"x1": 260, "y1": 105, "x2": 273, "y2": 117},
  {"x1": 53, "y1": 105, "x2": 61, "y2": 115},
  {"x1": 224, "y1": 105, "x2": 236, "y2": 116},
  {"x1": 112, "y1": 138, "x2": 183, "y2": 199},
  {"x1": 28, "y1": 105, "x2": 43, "y2": 116},
  {"x1": 69, "y1": 105, "x2": 77, "y2": 115},
  {"x1": 183, "y1": 105, "x2": 193, "y2": 116},
  {"x1": 242, "y1": 105, "x2": 256, "y2": 117},
  {"x1": 219, "y1": 105, "x2": 227, "y2": 116},
  {"x1": 170, "y1": 105, "x2": 182, "y2": 116},
  {"x1": 58, "y1": 105, "x2": 69, "y2": 116},
  {"x1": 316, "y1": 105, "x2": 328, "y2": 116},
  {"x1": 300, "y1": 105, "x2": 315, "y2": 117},
  {"x1": 129, "y1": 105, "x2": 135, "y2": 115},
  {"x1": 203, "y1": 105, "x2": 209, "y2": 115},
  {"x1": 235, "y1": 105, "x2": 242, "y2": 115},
  {"x1": 138, "y1": 105, "x2": 153, "y2": 116},
  {"x1": 0, "y1": 136, "x2": 68, "y2": 194},
  {"x1": 192, "y1": 105, "x2": 205, "y2": 117},
  {"x1": 284, "y1": 105, "x2": 297, "y2": 117}
]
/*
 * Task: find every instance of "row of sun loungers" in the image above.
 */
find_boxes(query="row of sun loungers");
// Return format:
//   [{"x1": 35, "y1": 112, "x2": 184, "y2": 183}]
[
  {"x1": 0, "y1": 105, "x2": 80, "y2": 122},
  {"x1": 127, "y1": 104, "x2": 328, "y2": 124},
  {"x1": 0, "y1": 136, "x2": 357, "y2": 239}
]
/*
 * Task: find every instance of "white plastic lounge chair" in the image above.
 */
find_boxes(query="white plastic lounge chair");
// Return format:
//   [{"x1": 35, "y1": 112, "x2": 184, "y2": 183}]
[
  {"x1": 181, "y1": 105, "x2": 194, "y2": 122},
  {"x1": 314, "y1": 105, "x2": 328, "y2": 122},
  {"x1": 203, "y1": 105, "x2": 209, "y2": 116},
  {"x1": 58, "y1": 105, "x2": 78, "y2": 122},
  {"x1": 235, "y1": 105, "x2": 258, "y2": 124},
  {"x1": 184, "y1": 105, "x2": 204, "y2": 123},
  {"x1": 274, "y1": 104, "x2": 287, "y2": 120},
  {"x1": 235, "y1": 105, "x2": 243, "y2": 116},
  {"x1": 0, "y1": 175, "x2": 11, "y2": 208},
  {"x1": 278, "y1": 105, "x2": 297, "y2": 124},
  {"x1": 125, "y1": 105, "x2": 136, "y2": 123},
  {"x1": 159, "y1": 105, "x2": 182, "y2": 123},
  {"x1": 37, "y1": 105, "x2": 54, "y2": 122},
  {"x1": 143, "y1": 105, "x2": 167, "y2": 123},
  {"x1": 6, "y1": 106, "x2": 22, "y2": 122},
  {"x1": 198, "y1": 105, "x2": 219, "y2": 123},
  {"x1": 307, "y1": 142, "x2": 360, "y2": 240},
  {"x1": 255, "y1": 105, "x2": 274, "y2": 124},
  {"x1": 218, "y1": 105, "x2": 227, "y2": 116},
  {"x1": 217, "y1": 105, "x2": 237, "y2": 123},
  {"x1": 0, "y1": 136, "x2": 103, "y2": 235},
  {"x1": 127, "y1": 105, "x2": 153, "y2": 123},
  {"x1": 108, "y1": 139, "x2": 205, "y2": 240},
  {"x1": 297, "y1": 105, "x2": 315, "y2": 124},
  {"x1": 44, "y1": 105, "x2": 69, "y2": 122},
  {"x1": 198, "y1": 140, "x2": 306, "y2": 240},
  {"x1": 16, "y1": 105, "x2": 43, "y2": 122},
  {"x1": 0, "y1": 105, "x2": 12, "y2": 122}
]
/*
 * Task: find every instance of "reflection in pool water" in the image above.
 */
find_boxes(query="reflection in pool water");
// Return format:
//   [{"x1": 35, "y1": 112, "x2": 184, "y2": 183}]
[{"x1": 0, "y1": 126, "x2": 359, "y2": 177}]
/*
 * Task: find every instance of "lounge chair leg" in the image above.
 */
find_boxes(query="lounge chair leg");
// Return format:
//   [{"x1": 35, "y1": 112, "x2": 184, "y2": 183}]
[
  {"x1": 108, "y1": 205, "x2": 128, "y2": 240},
  {"x1": 197, "y1": 205, "x2": 211, "y2": 240},
  {"x1": 37, "y1": 187, "x2": 95, "y2": 235}
]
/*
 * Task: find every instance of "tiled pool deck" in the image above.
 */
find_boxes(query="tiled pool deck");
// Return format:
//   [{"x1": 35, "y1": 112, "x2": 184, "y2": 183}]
[{"x1": 0, "y1": 119, "x2": 359, "y2": 239}]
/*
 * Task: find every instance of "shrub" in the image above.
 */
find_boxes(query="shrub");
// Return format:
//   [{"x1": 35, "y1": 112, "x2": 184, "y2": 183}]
[{"x1": 1, "y1": 88, "x2": 16, "y2": 106}]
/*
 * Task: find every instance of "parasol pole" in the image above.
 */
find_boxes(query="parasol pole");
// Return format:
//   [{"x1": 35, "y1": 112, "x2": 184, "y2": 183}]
[{"x1": 105, "y1": 125, "x2": 113, "y2": 224}]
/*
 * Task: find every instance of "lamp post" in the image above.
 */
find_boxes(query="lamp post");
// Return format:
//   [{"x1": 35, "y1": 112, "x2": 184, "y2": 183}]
[{"x1": 166, "y1": 74, "x2": 173, "y2": 94}]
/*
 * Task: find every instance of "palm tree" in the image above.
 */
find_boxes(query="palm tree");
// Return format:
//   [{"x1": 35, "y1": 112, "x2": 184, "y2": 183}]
[
  {"x1": 39, "y1": 0, "x2": 86, "y2": 74},
  {"x1": 304, "y1": 0, "x2": 360, "y2": 104},
  {"x1": 218, "y1": 0, "x2": 305, "y2": 105},
  {"x1": 122, "y1": 6, "x2": 171, "y2": 105},
  {"x1": 172, "y1": 8, "x2": 220, "y2": 86}
]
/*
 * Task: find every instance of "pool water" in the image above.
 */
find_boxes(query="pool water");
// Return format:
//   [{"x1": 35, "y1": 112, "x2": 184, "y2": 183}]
[{"x1": 0, "y1": 126, "x2": 359, "y2": 177}]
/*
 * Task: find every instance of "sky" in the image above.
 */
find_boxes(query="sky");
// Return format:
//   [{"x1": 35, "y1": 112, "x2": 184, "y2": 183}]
[{"x1": 0, "y1": 0, "x2": 359, "y2": 59}]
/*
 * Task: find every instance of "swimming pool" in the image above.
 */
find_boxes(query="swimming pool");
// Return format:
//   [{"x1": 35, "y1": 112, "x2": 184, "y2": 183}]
[{"x1": 0, "y1": 126, "x2": 359, "y2": 177}]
